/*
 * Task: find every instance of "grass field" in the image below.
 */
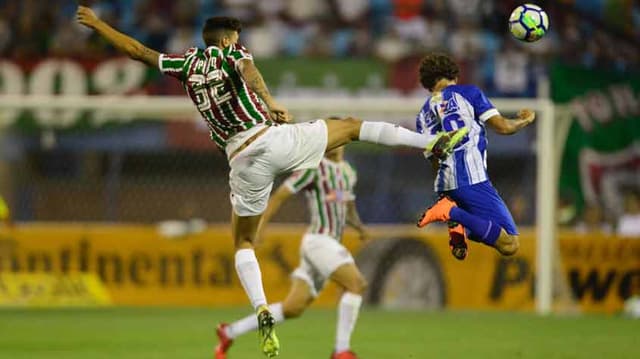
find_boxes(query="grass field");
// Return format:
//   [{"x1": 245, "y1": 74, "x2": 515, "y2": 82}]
[{"x1": 0, "y1": 308, "x2": 638, "y2": 359}]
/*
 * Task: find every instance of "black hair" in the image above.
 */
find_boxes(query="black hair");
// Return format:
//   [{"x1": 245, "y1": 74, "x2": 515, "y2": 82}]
[
  {"x1": 419, "y1": 53, "x2": 460, "y2": 91},
  {"x1": 202, "y1": 16, "x2": 242, "y2": 46}
]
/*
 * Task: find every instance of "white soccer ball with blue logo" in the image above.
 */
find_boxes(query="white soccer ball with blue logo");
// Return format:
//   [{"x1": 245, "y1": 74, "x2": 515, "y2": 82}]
[{"x1": 509, "y1": 3, "x2": 549, "y2": 42}]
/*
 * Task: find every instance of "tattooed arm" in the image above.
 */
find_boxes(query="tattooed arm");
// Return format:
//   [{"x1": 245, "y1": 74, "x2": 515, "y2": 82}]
[
  {"x1": 237, "y1": 59, "x2": 290, "y2": 123},
  {"x1": 76, "y1": 6, "x2": 159, "y2": 67}
]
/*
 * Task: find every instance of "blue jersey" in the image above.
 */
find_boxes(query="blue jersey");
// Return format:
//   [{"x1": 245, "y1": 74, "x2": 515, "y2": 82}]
[{"x1": 416, "y1": 85, "x2": 500, "y2": 192}]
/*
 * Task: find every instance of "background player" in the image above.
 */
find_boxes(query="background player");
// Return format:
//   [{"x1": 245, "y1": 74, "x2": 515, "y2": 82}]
[
  {"x1": 415, "y1": 53, "x2": 535, "y2": 258},
  {"x1": 76, "y1": 7, "x2": 466, "y2": 357},
  {"x1": 216, "y1": 144, "x2": 367, "y2": 359}
]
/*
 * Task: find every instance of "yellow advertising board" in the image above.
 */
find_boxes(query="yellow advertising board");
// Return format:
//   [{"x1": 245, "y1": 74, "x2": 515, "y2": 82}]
[
  {"x1": 0, "y1": 273, "x2": 111, "y2": 307},
  {"x1": 0, "y1": 224, "x2": 637, "y2": 312}
]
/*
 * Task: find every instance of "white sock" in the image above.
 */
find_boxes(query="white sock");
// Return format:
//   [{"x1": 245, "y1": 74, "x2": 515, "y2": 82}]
[
  {"x1": 234, "y1": 249, "x2": 267, "y2": 310},
  {"x1": 226, "y1": 303, "x2": 285, "y2": 339},
  {"x1": 358, "y1": 121, "x2": 435, "y2": 149},
  {"x1": 335, "y1": 292, "x2": 363, "y2": 353}
]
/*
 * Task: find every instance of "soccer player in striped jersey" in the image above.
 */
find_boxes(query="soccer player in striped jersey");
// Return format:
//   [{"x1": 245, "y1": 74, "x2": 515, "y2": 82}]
[
  {"x1": 216, "y1": 145, "x2": 367, "y2": 359},
  {"x1": 415, "y1": 53, "x2": 536, "y2": 259},
  {"x1": 77, "y1": 7, "x2": 467, "y2": 357}
]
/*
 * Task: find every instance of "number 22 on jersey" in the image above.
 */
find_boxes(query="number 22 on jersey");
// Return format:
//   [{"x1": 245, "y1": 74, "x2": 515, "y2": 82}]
[{"x1": 188, "y1": 70, "x2": 232, "y2": 111}]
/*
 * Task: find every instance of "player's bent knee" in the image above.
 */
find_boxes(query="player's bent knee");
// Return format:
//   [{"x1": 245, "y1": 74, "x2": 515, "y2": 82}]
[
  {"x1": 341, "y1": 117, "x2": 363, "y2": 140},
  {"x1": 234, "y1": 238, "x2": 255, "y2": 249},
  {"x1": 344, "y1": 276, "x2": 368, "y2": 295},
  {"x1": 498, "y1": 235, "x2": 520, "y2": 256}
]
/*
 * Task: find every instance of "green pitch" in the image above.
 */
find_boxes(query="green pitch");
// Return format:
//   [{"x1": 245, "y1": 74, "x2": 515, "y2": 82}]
[{"x1": 0, "y1": 308, "x2": 638, "y2": 359}]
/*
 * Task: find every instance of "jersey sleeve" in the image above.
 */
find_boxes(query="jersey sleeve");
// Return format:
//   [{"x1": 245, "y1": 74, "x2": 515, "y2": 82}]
[
  {"x1": 284, "y1": 168, "x2": 316, "y2": 194},
  {"x1": 158, "y1": 48, "x2": 197, "y2": 81},
  {"x1": 225, "y1": 44, "x2": 253, "y2": 71},
  {"x1": 467, "y1": 86, "x2": 500, "y2": 123}
]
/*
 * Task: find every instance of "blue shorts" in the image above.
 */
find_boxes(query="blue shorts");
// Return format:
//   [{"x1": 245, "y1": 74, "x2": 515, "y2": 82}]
[{"x1": 442, "y1": 181, "x2": 518, "y2": 236}]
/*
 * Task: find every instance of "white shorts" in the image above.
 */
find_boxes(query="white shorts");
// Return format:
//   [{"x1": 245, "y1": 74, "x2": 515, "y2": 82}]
[
  {"x1": 291, "y1": 233, "x2": 355, "y2": 297},
  {"x1": 228, "y1": 120, "x2": 328, "y2": 216}
]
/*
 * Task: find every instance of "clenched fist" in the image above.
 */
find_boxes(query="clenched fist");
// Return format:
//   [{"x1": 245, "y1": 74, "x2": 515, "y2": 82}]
[
  {"x1": 76, "y1": 5, "x2": 100, "y2": 28},
  {"x1": 517, "y1": 109, "x2": 536, "y2": 124}
]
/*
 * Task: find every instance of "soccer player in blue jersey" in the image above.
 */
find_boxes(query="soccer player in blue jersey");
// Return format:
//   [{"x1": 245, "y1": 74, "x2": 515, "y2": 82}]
[{"x1": 415, "y1": 53, "x2": 536, "y2": 259}]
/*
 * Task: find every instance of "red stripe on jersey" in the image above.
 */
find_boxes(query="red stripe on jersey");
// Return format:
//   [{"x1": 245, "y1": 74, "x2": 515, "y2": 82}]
[
  {"x1": 228, "y1": 92, "x2": 253, "y2": 125},
  {"x1": 319, "y1": 163, "x2": 334, "y2": 236},
  {"x1": 246, "y1": 86, "x2": 269, "y2": 118}
]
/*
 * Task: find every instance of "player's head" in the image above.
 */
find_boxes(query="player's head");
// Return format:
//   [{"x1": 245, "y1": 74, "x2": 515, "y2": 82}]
[
  {"x1": 202, "y1": 16, "x2": 242, "y2": 48},
  {"x1": 419, "y1": 53, "x2": 460, "y2": 92}
]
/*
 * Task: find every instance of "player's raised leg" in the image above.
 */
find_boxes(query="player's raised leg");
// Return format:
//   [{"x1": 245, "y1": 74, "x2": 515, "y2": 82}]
[
  {"x1": 216, "y1": 279, "x2": 314, "y2": 359},
  {"x1": 329, "y1": 263, "x2": 367, "y2": 359},
  {"x1": 323, "y1": 118, "x2": 468, "y2": 160},
  {"x1": 232, "y1": 212, "x2": 280, "y2": 357},
  {"x1": 417, "y1": 183, "x2": 520, "y2": 256}
]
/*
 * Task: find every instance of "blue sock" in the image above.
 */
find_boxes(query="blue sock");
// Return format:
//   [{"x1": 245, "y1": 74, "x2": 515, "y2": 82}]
[{"x1": 450, "y1": 207, "x2": 502, "y2": 246}]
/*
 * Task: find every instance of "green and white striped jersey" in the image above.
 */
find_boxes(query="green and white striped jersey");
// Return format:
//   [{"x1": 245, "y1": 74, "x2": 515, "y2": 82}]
[
  {"x1": 158, "y1": 44, "x2": 271, "y2": 149},
  {"x1": 284, "y1": 159, "x2": 357, "y2": 241}
]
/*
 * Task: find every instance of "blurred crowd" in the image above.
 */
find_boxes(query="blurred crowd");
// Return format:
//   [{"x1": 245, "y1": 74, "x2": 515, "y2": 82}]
[
  {"x1": 559, "y1": 190, "x2": 640, "y2": 238},
  {"x1": 0, "y1": 0, "x2": 638, "y2": 96}
]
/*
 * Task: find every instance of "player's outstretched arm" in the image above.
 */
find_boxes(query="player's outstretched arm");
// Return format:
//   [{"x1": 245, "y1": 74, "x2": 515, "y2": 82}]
[
  {"x1": 76, "y1": 6, "x2": 159, "y2": 67},
  {"x1": 254, "y1": 185, "x2": 294, "y2": 245},
  {"x1": 346, "y1": 201, "x2": 369, "y2": 242},
  {"x1": 237, "y1": 59, "x2": 289, "y2": 123},
  {"x1": 486, "y1": 109, "x2": 536, "y2": 135}
]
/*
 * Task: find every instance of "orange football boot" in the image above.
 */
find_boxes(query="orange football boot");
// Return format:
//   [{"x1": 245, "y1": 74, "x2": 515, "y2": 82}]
[
  {"x1": 448, "y1": 221, "x2": 468, "y2": 260},
  {"x1": 417, "y1": 196, "x2": 457, "y2": 228}
]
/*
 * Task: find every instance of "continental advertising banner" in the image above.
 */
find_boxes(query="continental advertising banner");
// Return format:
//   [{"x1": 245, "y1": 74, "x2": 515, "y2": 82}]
[
  {"x1": 0, "y1": 273, "x2": 111, "y2": 307},
  {"x1": 0, "y1": 224, "x2": 638, "y2": 312}
]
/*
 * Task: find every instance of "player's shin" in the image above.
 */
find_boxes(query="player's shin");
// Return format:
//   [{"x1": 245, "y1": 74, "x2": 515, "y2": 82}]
[
  {"x1": 449, "y1": 207, "x2": 502, "y2": 246},
  {"x1": 226, "y1": 303, "x2": 285, "y2": 339},
  {"x1": 335, "y1": 292, "x2": 363, "y2": 353},
  {"x1": 234, "y1": 249, "x2": 268, "y2": 309},
  {"x1": 358, "y1": 121, "x2": 434, "y2": 149}
]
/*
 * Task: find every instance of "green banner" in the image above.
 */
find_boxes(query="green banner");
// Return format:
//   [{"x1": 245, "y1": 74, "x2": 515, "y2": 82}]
[
  {"x1": 256, "y1": 58, "x2": 387, "y2": 92},
  {"x1": 552, "y1": 64, "x2": 640, "y2": 216}
]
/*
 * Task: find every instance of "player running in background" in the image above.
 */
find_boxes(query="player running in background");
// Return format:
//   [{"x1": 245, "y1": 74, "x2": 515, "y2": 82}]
[
  {"x1": 216, "y1": 145, "x2": 367, "y2": 359},
  {"x1": 415, "y1": 53, "x2": 535, "y2": 259},
  {"x1": 76, "y1": 7, "x2": 466, "y2": 357}
]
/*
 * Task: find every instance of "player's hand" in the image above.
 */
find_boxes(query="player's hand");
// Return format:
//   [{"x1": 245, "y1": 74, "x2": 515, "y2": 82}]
[
  {"x1": 268, "y1": 101, "x2": 291, "y2": 124},
  {"x1": 517, "y1": 109, "x2": 536, "y2": 125},
  {"x1": 76, "y1": 5, "x2": 100, "y2": 29}
]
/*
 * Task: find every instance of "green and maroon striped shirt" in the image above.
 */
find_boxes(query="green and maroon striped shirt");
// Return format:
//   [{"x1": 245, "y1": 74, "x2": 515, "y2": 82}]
[
  {"x1": 285, "y1": 159, "x2": 357, "y2": 241},
  {"x1": 159, "y1": 44, "x2": 271, "y2": 149}
]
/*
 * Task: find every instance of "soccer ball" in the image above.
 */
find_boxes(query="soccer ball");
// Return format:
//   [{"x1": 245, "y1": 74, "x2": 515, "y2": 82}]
[{"x1": 509, "y1": 4, "x2": 549, "y2": 42}]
